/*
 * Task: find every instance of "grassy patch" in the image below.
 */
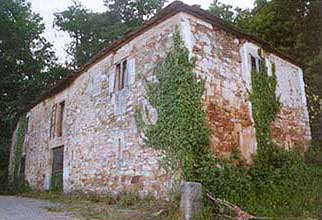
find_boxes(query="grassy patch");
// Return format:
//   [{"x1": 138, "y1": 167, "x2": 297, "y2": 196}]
[
  {"x1": 21, "y1": 191, "x2": 181, "y2": 220},
  {"x1": 43, "y1": 205, "x2": 66, "y2": 213}
]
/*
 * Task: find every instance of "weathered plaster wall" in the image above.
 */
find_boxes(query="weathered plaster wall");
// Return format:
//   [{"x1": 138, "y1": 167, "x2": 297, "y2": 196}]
[
  {"x1": 18, "y1": 11, "x2": 311, "y2": 196},
  {"x1": 270, "y1": 56, "x2": 311, "y2": 149}
]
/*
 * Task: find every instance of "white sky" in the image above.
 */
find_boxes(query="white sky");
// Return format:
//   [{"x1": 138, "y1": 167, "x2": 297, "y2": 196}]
[{"x1": 29, "y1": 0, "x2": 254, "y2": 63}]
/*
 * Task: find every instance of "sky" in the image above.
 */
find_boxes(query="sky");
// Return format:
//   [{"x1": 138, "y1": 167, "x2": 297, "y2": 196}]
[{"x1": 29, "y1": 0, "x2": 254, "y2": 63}]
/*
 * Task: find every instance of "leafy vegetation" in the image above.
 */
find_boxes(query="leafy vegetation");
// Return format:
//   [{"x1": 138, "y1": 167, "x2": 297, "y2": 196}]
[
  {"x1": 209, "y1": 0, "x2": 322, "y2": 143},
  {"x1": 137, "y1": 31, "x2": 322, "y2": 219},
  {"x1": 0, "y1": 0, "x2": 69, "y2": 191},
  {"x1": 8, "y1": 115, "x2": 31, "y2": 193},
  {"x1": 54, "y1": 0, "x2": 166, "y2": 69},
  {"x1": 21, "y1": 191, "x2": 181, "y2": 220},
  {"x1": 137, "y1": 30, "x2": 210, "y2": 181}
]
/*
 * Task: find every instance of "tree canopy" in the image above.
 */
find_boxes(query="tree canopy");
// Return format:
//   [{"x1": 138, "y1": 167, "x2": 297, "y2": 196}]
[
  {"x1": 54, "y1": 0, "x2": 166, "y2": 69},
  {"x1": 0, "y1": 0, "x2": 68, "y2": 189}
]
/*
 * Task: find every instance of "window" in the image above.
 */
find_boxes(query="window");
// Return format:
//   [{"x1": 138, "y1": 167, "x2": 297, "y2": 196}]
[
  {"x1": 114, "y1": 60, "x2": 128, "y2": 92},
  {"x1": 250, "y1": 55, "x2": 264, "y2": 73},
  {"x1": 50, "y1": 105, "x2": 57, "y2": 139},
  {"x1": 50, "y1": 101, "x2": 65, "y2": 139}
]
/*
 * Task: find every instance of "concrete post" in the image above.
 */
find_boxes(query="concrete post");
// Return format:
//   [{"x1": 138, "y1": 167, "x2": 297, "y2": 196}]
[{"x1": 180, "y1": 182, "x2": 203, "y2": 220}]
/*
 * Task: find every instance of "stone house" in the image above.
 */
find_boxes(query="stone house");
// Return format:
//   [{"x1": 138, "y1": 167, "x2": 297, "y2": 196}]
[{"x1": 9, "y1": 1, "x2": 311, "y2": 197}]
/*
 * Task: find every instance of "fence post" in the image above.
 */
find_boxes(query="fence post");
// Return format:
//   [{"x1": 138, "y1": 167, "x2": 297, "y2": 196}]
[{"x1": 180, "y1": 182, "x2": 203, "y2": 220}]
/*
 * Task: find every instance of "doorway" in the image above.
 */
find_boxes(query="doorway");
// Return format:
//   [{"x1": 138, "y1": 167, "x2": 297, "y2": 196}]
[{"x1": 51, "y1": 146, "x2": 64, "y2": 191}]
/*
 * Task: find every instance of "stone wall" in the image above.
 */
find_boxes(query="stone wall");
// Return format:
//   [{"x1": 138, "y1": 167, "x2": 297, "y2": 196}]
[
  {"x1": 21, "y1": 13, "x2": 187, "y2": 197},
  {"x1": 185, "y1": 14, "x2": 257, "y2": 160},
  {"x1": 14, "y1": 11, "x2": 311, "y2": 196},
  {"x1": 184, "y1": 14, "x2": 311, "y2": 159}
]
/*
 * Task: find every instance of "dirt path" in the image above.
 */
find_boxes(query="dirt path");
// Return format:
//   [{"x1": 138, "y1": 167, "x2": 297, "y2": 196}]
[{"x1": 0, "y1": 196, "x2": 77, "y2": 220}]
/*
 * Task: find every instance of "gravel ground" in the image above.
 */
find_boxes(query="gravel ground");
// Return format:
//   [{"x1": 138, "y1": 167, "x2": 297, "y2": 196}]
[{"x1": 0, "y1": 196, "x2": 77, "y2": 220}]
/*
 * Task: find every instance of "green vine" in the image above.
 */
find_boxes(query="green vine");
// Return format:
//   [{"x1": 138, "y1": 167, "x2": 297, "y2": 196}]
[
  {"x1": 249, "y1": 52, "x2": 290, "y2": 169},
  {"x1": 250, "y1": 54, "x2": 280, "y2": 146},
  {"x1": 136, "y1": 29, "x2": 210, "y2": 181},
  {"x1": 134, "y1": 29, "x2": 315, "y2": 218},
  {"x1": 10, "y1": 115, "x2": 29, "y2": 191},
  {"x1": 13, "y1": 116, "x2": 26, "y2": 179}
]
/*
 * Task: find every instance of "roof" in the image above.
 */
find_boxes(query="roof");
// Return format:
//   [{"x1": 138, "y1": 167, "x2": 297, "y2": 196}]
[{"x1": 24, "y1": 1, "x2": 303, "y2": 113}]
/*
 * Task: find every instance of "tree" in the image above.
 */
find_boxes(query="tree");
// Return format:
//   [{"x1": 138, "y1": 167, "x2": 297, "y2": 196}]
[
  {"x1": 55, "y1": 0, "x2": 167, "y2": 69},
  {"x1": 54, "y1": 1, "x2": 127, "y2": 68},
  {"x1": 305, "y1": 53, "x2": 322, "y2": 143},
  {"x1": 104, "y1": 0, "x2": 166, "y2": 26},
  {"x1": 0, "y1": 0, "x2": 68, "y2": 189},
  {"x1": 209, "y1": 0, "x2": 251, "y2": 25},
  {"x1": 0, "y1": 0, "x2": 55, "y2": 118}
]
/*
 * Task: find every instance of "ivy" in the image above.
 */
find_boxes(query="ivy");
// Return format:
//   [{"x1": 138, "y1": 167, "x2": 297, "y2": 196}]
[
  {"x1": 10, "y1": 115, "x2": 29, "y2": 192},
  {"x1": 13, "y1": 116, "x2": 26, "y2": 179},
  {"x1": 248, "y1": 52, "x2": 300, "y2": 170},
  {"x1": 136, "y1": 29, "x2": 210, "y2": 181},
  {"x1": 250, "y1": 59, "x2": 280, "y2": 148},
  {"x1": 136, "y1": 30, "x2": 318, "y2": 218}
]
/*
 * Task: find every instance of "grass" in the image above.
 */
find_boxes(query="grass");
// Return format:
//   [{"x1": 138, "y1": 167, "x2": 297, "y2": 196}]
[
  {"x1": 18, "y1": 161, "x2": 322, "y2": 220},
  {"x1": 21, "y1": 191, "x2": 182, "y2": 220}
]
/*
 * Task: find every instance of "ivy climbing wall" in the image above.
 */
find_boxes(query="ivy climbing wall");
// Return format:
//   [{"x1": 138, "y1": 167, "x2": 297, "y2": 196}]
[{"x1": 184, "y1": 13, "x2": 311, "y2": 160}]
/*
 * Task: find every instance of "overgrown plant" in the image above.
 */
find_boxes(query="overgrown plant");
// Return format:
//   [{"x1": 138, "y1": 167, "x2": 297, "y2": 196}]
[
  {"x1": 9, "y1": 116, "x2": 29, "y2": 192},
  {"x1": 136, "y1": 30, "x2": 322, "y2": 219},
  {"x1": 250, "y1": 57, "x2": 280, "y2": 148},
  {"x1": 137, "y1": 30, "x2": 210, "y2": 181}
]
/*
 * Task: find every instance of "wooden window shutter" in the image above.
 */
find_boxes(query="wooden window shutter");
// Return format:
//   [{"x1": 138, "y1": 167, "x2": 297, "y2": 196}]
[
  {"x1": 56, "y1": 102, "x2": 65, "y2": 137},
  {"x1": 109, "y1": 71, "x2": 116, "y2": 96},
  {"x1": 114, "y1": 63, "x2": 121, "y2": 92},
  {"x1": 50, "y1": 104, "x2": 57, "y2": 139},
  {"x1": 127, "y1": 58, "x2": 136, "y2": 85}
]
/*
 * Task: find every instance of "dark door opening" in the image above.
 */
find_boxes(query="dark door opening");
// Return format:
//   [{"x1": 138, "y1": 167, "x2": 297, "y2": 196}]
[{"x1": 51, "y1": 146, "x2": 64, "y2": 191}]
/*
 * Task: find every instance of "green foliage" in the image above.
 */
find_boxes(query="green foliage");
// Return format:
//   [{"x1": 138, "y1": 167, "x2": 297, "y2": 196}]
[
  {"x1": 0, "y1": 0, "x2": 63, "y2": 117},
  {"x1": 305, "y1": 53, "x2": 322, "y2": 144},
  {"x1": 55, "y1": 0, "x2": 166, "y2": 68},
  {"x1": 104, "y1": 0, "x2": 167, "y2": 26},
  {"x1": 138, "y1": 32, "x2": 322, "y2": 218},
  {"x1": 140, "y1": 30, "x2": 210, "y2": 181},
  {"x1": 209, "y1": 0, "x2": 251, "y2": 25},
  {"x1": 0, "y1": 0, "x2": 69, "y2": 187},
  {"x1": 54, "y1": 1, "x2": 127, "y2": 68},
  {"x1": 13, "y1": 117, "x2": 26, "y2": 179},
  {"x1": 235, "y1": 0, "x2": 322, "y2": 142},
  {"x1": 249, "y1": 55, "x2": 286, "y2": 170},
  {"x1": 50, "y1": 172, "x2": 63, "y2": 192},
  {"x1": 8, "y1": 116, "x2": 30, "y2": 193}
]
